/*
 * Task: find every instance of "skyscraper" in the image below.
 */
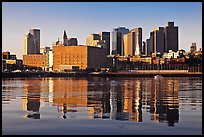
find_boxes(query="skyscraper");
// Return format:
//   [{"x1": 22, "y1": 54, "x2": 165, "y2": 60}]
[
  {"x1": 149, "y1": 32, "x2": 154, "y2": 55},
  {"x1": 123, "y1": 27, "x2": 142, "y2": 56},
  {"x1": 147, "y1": 22, "x2": 179, "y2": 55},
  {"x1": 23, "y1": 32, "x2": 34, "y2": 55},
  {"x1": 29, "y1": 29, "x2": 40, "y2": 54},
  {"x1": 146, "y1": 38, "x2": 151, "y2": 55},
  {"x1": 153, "y1": 27, "x2": 165, "y2": 54},
  {"x1": 99, "y1": 32, "x2": 110, "y2": 55},
  {"x1": 164, "y1": 22, "x2": 178, "y2": 52},
  {"x1": 111, "y1": 27, "x2": 129, "y2": 56}
]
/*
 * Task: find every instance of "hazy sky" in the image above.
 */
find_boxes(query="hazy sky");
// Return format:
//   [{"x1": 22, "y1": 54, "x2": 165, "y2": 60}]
[{"x1": 2, "y1": 2, "x2": 202, "y2": 59}]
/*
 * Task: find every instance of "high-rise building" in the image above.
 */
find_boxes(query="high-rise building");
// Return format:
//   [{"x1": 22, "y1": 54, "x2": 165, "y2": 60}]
[
  {"x1": 153, "y1": 27, "x2": 165, "y2": 54},
  {"x1": 146, "y1": 22, "x2": 179, "y2": 55},
  {"x1": 164, "y1": 22, "x2": 178, "y2": 52},
  {"x1": 123, "y1": 27, "x2": 142, "y2": 56},
  {"x1": 86, "y1": 32, "x2": 110, "y2": 55},
  {"x1": 149, "y1": 32, "x2": 154, "y2": 55},
  {"x1": 142, "y1": 41, "x2": 146, "y2": 55},
  {"x1": 123, "y1": 33, "x2": 132, "y2": 56},
  {"x1": 111, "y1": 27, "x2": 129, "y2": 56},
  {"x1": 99, "y1": 32, "x2": 110, "y2": 55},
  {"x1": 24, "y1": 29, "x2": 40, "y2": 55},
  {"x1": 24, "y1": 32, "x2": 34, "y2": 55},
  {"x1": 146, "y1": 38, "x2": 151, "y2": 55},
  {"x1": 29, "y1": 29, "x2": 40, "y2": 54}
]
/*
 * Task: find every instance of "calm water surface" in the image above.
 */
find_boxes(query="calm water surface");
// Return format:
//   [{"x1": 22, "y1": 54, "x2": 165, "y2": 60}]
[{"x1": 2, "y1": 77, "x2": 202, "y2": 135}]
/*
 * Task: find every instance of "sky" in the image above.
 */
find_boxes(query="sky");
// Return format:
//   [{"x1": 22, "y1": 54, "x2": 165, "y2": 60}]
[{"x1": 2, "y1": 2, "x2": 202, "y2": 59}]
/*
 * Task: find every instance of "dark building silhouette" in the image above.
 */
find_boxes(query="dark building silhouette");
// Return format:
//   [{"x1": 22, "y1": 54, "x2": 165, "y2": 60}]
[{"x1": 165, "y1": 22, "x2": 179, "y2": 52}]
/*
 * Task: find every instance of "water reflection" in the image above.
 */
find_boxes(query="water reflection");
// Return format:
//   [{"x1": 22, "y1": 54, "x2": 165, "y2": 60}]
[
  {"x1": 23, "y1": 79, "x2": 41, "y2": 119},
  {"x1": 2, "y1": 77, "x2": 202, "y2": 127}
]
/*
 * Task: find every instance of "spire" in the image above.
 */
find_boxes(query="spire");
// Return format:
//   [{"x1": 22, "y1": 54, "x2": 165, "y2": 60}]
[
  {"x1": 62, "y1": 30, "x2": 68, "y2": 46},
  {"x1": 63, "y1": 30, "x2": 67, "y2": 39}
]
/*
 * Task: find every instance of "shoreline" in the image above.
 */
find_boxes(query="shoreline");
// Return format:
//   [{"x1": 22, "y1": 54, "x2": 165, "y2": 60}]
[{"x1": 2, "y1": 71, "x2": 202, "y2": 78}]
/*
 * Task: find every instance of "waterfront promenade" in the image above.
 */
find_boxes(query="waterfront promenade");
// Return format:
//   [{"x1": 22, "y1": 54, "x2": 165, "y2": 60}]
[{"x1": 2, "y1": 70, "x2": 202, "y2": 78}]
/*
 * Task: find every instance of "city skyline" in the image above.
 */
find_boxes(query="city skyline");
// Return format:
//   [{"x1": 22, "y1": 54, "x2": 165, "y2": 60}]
[{"x1": 2, "y1": 2, "x2": 202, "y2": 59}]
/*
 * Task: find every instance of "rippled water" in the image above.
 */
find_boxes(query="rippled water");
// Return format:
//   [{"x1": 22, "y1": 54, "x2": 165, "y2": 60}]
[{"x1": 2, "y1": 77, "x2": 202, "y2": 135}]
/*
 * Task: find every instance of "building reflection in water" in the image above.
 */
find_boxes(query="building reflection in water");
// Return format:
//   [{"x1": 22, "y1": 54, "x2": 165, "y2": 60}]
[
  {"x1": 23, "y1": 79, "x2": 42, "y2": 119},
  {"x1": 123, "y1": 79, "x2": 142, "y2": 122},
  {"x1": 19, "y1": 77, "x2": 180, "y2": 125},
  {"x1": 150, "y1": 77, "x2": 179, "y2": 127},
  {"x1": 52, "y1": 78, "x2": 88, "y2": 119}
]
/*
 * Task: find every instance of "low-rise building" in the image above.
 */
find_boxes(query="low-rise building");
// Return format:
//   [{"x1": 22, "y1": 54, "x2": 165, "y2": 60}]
[
  {"x1": 23, "y1": 54, "x2": 46, "y2": 70},
  {"x1": 53, "y1": 45, "x2": 107, "y2": 71},
  {"x1": 163, "y1": 50, "x2": 179, "y2": 59}
]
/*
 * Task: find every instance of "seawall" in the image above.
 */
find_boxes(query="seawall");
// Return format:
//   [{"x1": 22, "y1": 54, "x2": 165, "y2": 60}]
[{"x1": 2, "y1": 70, "x2": 202, "y2": 78}]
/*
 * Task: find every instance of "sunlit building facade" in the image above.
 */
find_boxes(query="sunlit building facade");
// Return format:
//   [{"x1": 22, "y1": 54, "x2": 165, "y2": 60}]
[
  {"x1": 111, "y1": 27, "x2": 129, "y2": 56},
  {"x1": 123, "y1": 27, "x2": 142, "y2": 56},
  {"x1": 53, "y1": 45, "x2": 107, "y2": 70}
]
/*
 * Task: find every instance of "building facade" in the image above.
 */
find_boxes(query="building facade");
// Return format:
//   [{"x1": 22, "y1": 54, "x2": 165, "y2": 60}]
[
  {"x1": 164, "y1": 22, "x2": 178, "y2": 52},
  {"x1": 24, "y1": 29, "x2": 40, "y2": 55},
  {"x1": 111, "y1": 27, "x2": 129, "y2": 56},
  {"x1": 123, "y1": 27, "x2": 142, "y2": 56},
  {"x1": 23, "y1": 54, "x2": 46, "y2": 69},
  {"x1": 86, "y1": 32, "x2": 110, "y2": 55},
  {"x1": 190, "y1": 42, "x2": 197, "y2": 53},
  {"x1": 153, "y1": 27, "x2": 165, "y2": 54},
  {"x1": 29, "y1": 29, "x2": 40, "y2": 54},
  {"x1": 147, "y1": 22, "x2": 179, "y2": 55},
  {"x1": 99, "y1": 32, "x2": 110, "y2": 55},
  {"x1": 53, "y1": 45, "x2": 107, "y2": 71},
  {"x1": 68, "y1": 38, "x2": 78, "y2": 46}
]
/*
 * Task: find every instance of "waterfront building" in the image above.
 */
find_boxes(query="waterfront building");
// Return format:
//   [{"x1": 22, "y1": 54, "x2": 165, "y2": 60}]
[
  {"x1": 190, "y1": 42, "x2": 197, "y2": 53},
  {"x1": 48, "y1": 49, "x2": 53, "y2": 71},
  {"x1": 2, "y1": 51, "x2": 10, "y2": 60},
  {"x1": 23, "y1": 54, "x2": 46, "y2": 70},
  {"x1": 123, "y1": 27, "x2": 142, "y2": 56},
  {"x1": 40, "y1": 46, "x2": 53, "y2": 71},
  {"x1": 2, "y1": 51, "x2": 16, "y2": 60},
  {"x1": 163, "y1": 50, "x2": 179, "y2": 59},
  {"x1": 111, "y1": 27, "x2": 129, "y2": 56},
  {"x1": 2, "y1": 51, "x2": 23, "y2": 71},
  {"x1": 164, "y1": 22, "x2": 178, "y2": 52},
  {"x1": 52, "y1": 44, "x2": 107, "y2": 71}
]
